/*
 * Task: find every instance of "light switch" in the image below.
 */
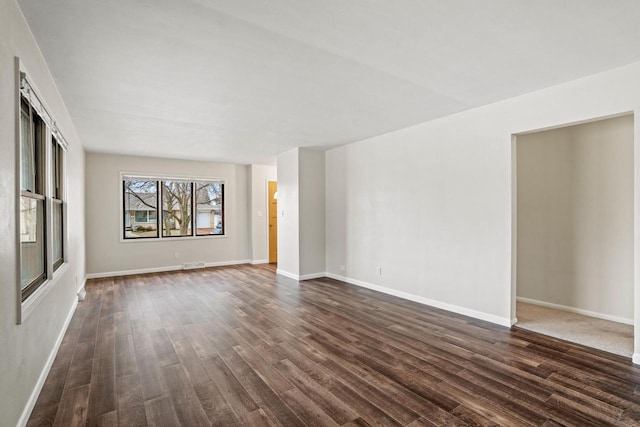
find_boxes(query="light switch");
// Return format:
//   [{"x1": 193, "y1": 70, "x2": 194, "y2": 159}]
[{"x1": 257, "y1": 210, "x2": 263, "y2": 217}]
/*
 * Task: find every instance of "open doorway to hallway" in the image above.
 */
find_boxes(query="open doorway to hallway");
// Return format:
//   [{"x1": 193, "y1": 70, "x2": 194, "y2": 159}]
[{"x1": 513, "y1": 113, "x2": 634, "y2": 358}]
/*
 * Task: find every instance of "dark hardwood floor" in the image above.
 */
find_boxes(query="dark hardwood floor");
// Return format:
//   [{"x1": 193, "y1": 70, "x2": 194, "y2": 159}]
[{"x1": 27, "y1": 264, "x2": 640, "y2": 426}]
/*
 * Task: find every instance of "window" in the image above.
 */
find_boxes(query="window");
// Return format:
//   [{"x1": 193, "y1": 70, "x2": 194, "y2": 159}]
[
  {"x1": 19, "y1": 70, "x2": 68, "y2": 303},
  {"x1": 162, "y1": 180, "x2": 192, "y2": 237},
  {"x1": 123, "y1": 179, "x2": 159, "y2": 239},
  {"x1": 122, "y1": 176, "x2": 224, "y2": 240},
  {"x1": 51, "y1": 137, "x2": 64, "y2": 270},
  {"x1": 196, "y1": 181, "x2": 224, "y2": 235},
  {"x1": 20, "y1": 103, "x2": 46, "y2": 299}
]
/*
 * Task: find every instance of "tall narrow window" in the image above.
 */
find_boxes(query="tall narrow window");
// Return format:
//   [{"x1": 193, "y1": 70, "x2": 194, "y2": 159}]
[
  {"x1": 51, "y1": 136, "x2": 64, "y2": 270},
  {"x1": 20, "y1": 100, "x2": 46, "y2": 300},
  {"x1": 196, "y1": 181, "x2": 224, "y2": 235},
  {"x1": 123, "y1": 179, "x2": 158, "y2": 239},
  {"x1": 162, "y1": 180, "x2": 192, "y2": 237},
  {"x1": 18, "y1": 67, "x2": 69, "y2": 312}
]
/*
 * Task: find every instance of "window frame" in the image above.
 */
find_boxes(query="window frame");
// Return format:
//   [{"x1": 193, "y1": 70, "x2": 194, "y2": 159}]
[
  {"x1": 195, "y1": 180, "x2": 225, "y2": 237},
  {"x1": 19, "y1": 102, "x2": 47, "y2": 300},
  {"x1": 16, "y1": 59, "x2": 69, "y2": 323},
  {"x1": 120, "y1": 172, "x2": 226, "y2": 243},
  {"x1": 51, "y1": 135, "x2": 64, "y2": 271},
  {"x1": 122, "y1": 179, "x2": 160, "y2": 240},
  {"x1": 161, "y1": 180, "x2": 194, "y2": 238}
]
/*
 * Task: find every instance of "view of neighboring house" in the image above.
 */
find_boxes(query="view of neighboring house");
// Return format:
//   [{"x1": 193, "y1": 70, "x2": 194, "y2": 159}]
[{"x1": 123, "y1": 191, "x2": 157, "y2": 237}]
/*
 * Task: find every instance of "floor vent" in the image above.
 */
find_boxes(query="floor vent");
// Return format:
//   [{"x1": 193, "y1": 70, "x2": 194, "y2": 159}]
[{"x1": 183, "y1": 262, "x2": 206, "y2": 270}]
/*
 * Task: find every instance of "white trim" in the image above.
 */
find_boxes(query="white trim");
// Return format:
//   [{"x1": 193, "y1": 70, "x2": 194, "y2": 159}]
[
  {"x1": 276, "y1": 269, "x2": 300, "y2": 280},
  {"x1": 633, "y1": 353, "x2": 640, "y2": 365},
  {"x1": 326, "y1": 273, "x2": 513, "y2": 327},
  {"x1": 120, "y1": 170, "x2": 227, "y2": 183},
  {"x1": 300, "y1": 272, "x2": 326, "y2": 280},
  {"x1": 21, "y1": 263, "x2": 69, "y2": 323},
  {"x1": 86, "y1": 259, "x2": 250, "y2": 279},
  {"x1": 251, "y1": 259, "x2": 269, "y2": 265},
  {"x1": 119, "y1": 234, "x2": 228, "y2": 244},
  {"x1": 17, "y1": 282, "x2": 81, "y2": 427},
  {"x1": 275, "y1": 269, "x2": 326, "y2": 281},
  {"x1": 516, "y1": 296, "x2": 634, "y2": 325}
]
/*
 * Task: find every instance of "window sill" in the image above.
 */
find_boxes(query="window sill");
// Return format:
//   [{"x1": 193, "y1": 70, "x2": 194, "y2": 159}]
[
  {"x1": 119, "y1": 234, "x2": 227, "y2": 243},
  {"x1": 20, "y1": 262, "x2": 69, "y2": 324}
]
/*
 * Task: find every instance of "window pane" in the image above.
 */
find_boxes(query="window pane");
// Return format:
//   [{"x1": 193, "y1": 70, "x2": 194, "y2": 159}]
[
  {"x1": 20, "y1": 107, "x2": 35, "y2": 192},
  {"x1": 52, "y1": 138, "x2": 62, "y2": 199},
  {"x1": 162, "y1": 181, "x2": 192, "y2": 237},
  {"x1": 52, "y1": 201, "x2": 63, "y2": 269},
  {"x1": 134, "y1": 210, "x2": 148, "y2": 223},
  {"x1": 196, "y1": 182, "x2": 223, "y2": 235},
  {"x1": 123, "y1": 180, "x2": 158, "y2": 239},
  {"x1": 21, "y1": 196, "x2": 45, "y2": 291}
]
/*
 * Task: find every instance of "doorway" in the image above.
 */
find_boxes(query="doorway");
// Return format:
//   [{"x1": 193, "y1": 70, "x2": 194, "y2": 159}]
[
  {"x1": 268, "y1": 181, "x2": 278, "y2": 263},
  {"x1": 512, "y1": 114, "x2": 634, "y2": 357}
]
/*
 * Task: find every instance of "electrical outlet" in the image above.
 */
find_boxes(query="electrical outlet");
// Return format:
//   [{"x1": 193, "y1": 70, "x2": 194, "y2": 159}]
[
  {"x1": 376, "y1": 266, "x2": 382, "y2": 275},
  {"x1": 174, "y1": 251, "x2": 180, "y2": 259},
  {"x1": 339, "y1": 265, "x2": 346, "y2": 271}
]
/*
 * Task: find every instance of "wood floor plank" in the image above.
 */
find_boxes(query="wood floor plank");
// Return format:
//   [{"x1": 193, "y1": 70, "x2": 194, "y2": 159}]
[
  {"x1": 87, "y1": 354, "x2": 117, "y2": 419},
  {"x1": 87, "y1": 410, "x2": 117, "y2": 427},
  {"x1": 52, "y1": 384, "x2": 90, "y2": 427},
  {"x1": 193, "y1": 380, "x2": 242, "y2": 426},
  {"x1": 115, "y1": 374, "x2": 147, "y2": 427},
  {"x1": 144, "y1": 396, "x2": 181, "y2": 427},
  {"x1": 162, "y1": 364, "x2": 210, "y2": 426},
  {"x1": 201, "y1": 354, "x2": 260, "y2": 424},
  {"x1": 27, "y1": 264, "x2": 640, "y2": 426}
]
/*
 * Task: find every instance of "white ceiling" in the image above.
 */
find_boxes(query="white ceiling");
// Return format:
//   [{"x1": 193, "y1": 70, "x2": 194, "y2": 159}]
[{"x1": 17, "y1": 0, "x2": 640, "y2": 165}]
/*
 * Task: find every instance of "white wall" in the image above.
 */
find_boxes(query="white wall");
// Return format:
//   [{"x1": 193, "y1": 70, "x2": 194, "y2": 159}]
[
  {"x1": 326, "y1": 61, "x2": 640, "y2": 337},
  {"x1": 277, "y1": 148, "x2": 300, "y2": 276},
  {"x1": 249, "y1": 164, "x2": 277, "y2": 263},
  {"x1": 516, "y1": 115, "x2": 634, "y2": 321},
  {"x1": 277, "y1": 147, "x2": 326, "y2": 278},
  {"x1": 299, "y1": 148, "x2": 326, "y2": 276},
  {"x1": 0, "y1": 1, "x2": 86, "y2": 425},
  {"x1": 85, "y1": 153, "x2": 250, "y2": 275}
]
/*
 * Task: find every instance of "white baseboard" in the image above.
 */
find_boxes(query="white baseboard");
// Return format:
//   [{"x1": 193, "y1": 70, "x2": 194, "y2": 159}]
[
  {"x1": 276, "y1": 269, "x2": 299, "y2": 280},
  {"x1": 633, "y1": 353, "x2": 640, "y2": 365},
  {"x1": 326, "y1": 272, "x2": 512, "y2": 327},
  {"x1": 516, "y1": 296, "x2": 633, "y2": 325},
  {"x1": 86, "y1": 259, "x2": 251, "y2": 279},
  {"x1": 511, "y1": 317, "x2": 518, "y2": 326},
  {"x1": 276, "y1": 269, "x2": 326, "y2": 281},
  {"x1": 18, "y1": 281, "x2": 82, "y2": 427},
  {"x1": 299, "y1": 272, "x2": 326, "y2": 280},
  {"x1": 251, "y1": 259, "x2": 269, "y2": 265},
  {"x1": 77, "y1": 276, "x2": 87, "y2": 300}
]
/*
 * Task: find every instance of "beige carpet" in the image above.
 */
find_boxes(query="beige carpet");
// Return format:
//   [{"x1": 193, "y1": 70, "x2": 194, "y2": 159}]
[{"x1": 516, "y1": 302, "x2": 633, "y2": 358}]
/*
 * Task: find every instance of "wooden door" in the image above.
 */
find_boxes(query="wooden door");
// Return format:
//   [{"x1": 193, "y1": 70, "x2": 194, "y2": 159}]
[{"x1": 268, "y1": 181, "x2": 278, "y2": 263}]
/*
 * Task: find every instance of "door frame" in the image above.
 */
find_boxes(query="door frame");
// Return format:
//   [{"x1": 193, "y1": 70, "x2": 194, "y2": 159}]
[
  {"x1": 267, "y1": 180, "x2": 277, "y2": 263},
  {"x1": 509, "y1": 111, "x2": 638, "y2": 361}
]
